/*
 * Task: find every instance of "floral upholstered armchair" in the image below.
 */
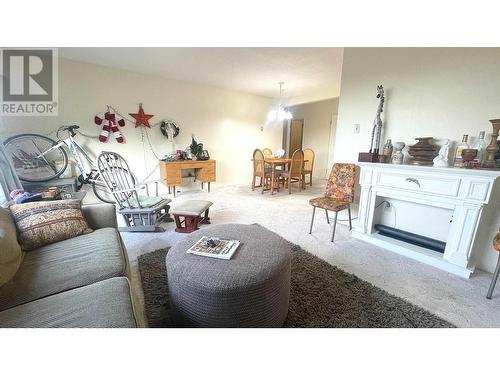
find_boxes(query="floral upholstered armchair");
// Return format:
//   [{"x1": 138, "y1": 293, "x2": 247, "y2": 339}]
[{"x1": 308, "y1": 163, "x2": 356, "y2": 242}]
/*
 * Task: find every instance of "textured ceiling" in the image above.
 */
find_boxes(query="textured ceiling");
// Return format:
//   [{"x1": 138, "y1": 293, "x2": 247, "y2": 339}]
[{"x1": 60, "y1": 47, "x2": 343, "y2": 104}]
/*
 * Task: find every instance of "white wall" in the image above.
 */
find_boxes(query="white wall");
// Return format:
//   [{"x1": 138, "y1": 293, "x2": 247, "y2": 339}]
[
  {"x1": 334, "y1": 48, "x2": 500, "y2": 163},
  {"x1": 0, "y1": 58, "x2": 282, "y2": 189},
  {"x1": 333, "y1": 48, "x2": 500, "y2": 272},
  {"x1": 290, "y1": 98, "x2": 338, "y2": 179}
]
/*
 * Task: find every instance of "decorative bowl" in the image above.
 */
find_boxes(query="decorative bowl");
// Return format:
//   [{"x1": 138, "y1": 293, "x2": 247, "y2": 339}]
[{"x1": 461, "y1": 148, "x2": 478, "y2": 162}]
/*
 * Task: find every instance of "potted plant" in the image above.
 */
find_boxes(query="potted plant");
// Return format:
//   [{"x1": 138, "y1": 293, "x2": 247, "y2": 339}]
[{"x1": 190, "y1": 136, "x2": 203, "y2": 160}]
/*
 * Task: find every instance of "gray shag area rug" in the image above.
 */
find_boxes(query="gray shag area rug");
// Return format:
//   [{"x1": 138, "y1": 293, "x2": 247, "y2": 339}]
[{"x1": 138, "y1": 240, "x2": 454, "y2": 328}]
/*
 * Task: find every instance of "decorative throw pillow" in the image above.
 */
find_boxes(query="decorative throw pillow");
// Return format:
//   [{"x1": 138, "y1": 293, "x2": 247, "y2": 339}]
[
  {"x1": 0, "y1": 208, "x2": 23, "y2": 286},
  {"x1": 9, "y1": 199, "x2": 93, "y2": 251}
]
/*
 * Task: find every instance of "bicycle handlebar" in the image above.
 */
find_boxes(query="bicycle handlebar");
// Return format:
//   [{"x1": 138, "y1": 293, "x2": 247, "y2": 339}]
[{"x1": 57, "y1": 125, "x2": 80, "y2": 139}]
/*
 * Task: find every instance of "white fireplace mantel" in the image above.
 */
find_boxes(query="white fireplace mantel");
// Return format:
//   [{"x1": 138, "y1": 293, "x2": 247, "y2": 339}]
[{"x1": 352, "y1": 162, "x2": 500, "y2": 278}]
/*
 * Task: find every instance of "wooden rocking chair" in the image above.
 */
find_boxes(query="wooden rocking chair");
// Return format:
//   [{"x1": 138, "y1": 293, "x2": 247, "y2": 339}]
[{"x1": 97, "y1": 151, "x2": 172, "y2": 232}]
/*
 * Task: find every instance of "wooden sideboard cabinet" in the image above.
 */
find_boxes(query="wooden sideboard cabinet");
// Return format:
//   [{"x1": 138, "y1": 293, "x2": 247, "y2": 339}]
[{"x1": 159, "y1": 159, "x2": 216, "y2": 197}]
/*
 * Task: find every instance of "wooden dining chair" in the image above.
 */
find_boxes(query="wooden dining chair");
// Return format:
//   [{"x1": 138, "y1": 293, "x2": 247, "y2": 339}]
[
  {"x1": 280, "y1": 149, "x2": 304, "y2": 194},
  {"x1": 309, "y1": 163, "x2": 356, "y2": 242},
  {"x1": 262, "y1": 148, "x2": 273, "y2": 156},
  {"x1": 302, "y1": 148, "x2": 315, "y2": 187},
  {"x1": 252, "y1": 149, "x2": 273, "y2": 194}
]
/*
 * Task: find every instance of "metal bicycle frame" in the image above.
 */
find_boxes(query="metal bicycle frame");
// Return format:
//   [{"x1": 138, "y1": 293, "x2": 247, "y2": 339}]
[{"x1": 40, "y1": 132, "x2": 100, "y2": 184}]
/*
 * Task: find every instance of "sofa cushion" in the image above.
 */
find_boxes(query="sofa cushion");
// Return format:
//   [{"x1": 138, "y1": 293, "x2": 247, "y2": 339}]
[
  {"x1": 0, "y1": 208, "x2": 23, "y2": 287},
  {"x1": 82, "y1": 203, "x2": 118, "y2": 229},
  {"x1": 0, "y1": 227, "x2": 127, "y2": 311},
  {"x1": 9, "y1": 199, "x2": 93, "y2": 251},
  {"x1": 0, "y1": 277, "x2": 137, "y2": 328}
]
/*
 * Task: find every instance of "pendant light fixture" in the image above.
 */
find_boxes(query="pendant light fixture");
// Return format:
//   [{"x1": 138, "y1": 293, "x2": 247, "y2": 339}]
[{"x1": 267, "y1": 82, "x2": 293, "y2": 123}]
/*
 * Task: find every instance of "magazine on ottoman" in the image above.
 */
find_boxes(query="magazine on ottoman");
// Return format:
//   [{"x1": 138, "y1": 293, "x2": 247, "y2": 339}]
[{"x1": 187, "y1": 236, "x2": 240, "y2": 260}]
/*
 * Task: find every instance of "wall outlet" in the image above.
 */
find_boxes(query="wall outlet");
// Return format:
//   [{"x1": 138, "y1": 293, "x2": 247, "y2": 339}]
[{"x1": 353, "y1": 124, "x2": 360, "y2": 134}]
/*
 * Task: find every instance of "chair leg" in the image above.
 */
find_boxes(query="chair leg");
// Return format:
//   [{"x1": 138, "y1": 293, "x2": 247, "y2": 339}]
[
  {"x1": 487, "y1": 253, "x2": 500, "y2": 299},
  {"x1": 288, "y1": 177, "x2": 292, "y2": 194},
  {"x1": 309, "y1": 206, "x2": 316, "y2": 234},
  {"x1": 200, "y1": 208, "x2": 211, "y2": 224},
  {"x1": 309, "y1": 172, "x2": 313, "y2": 186},
  {"x1": 173, "y1": 214, "x2": 182, "y2": 229},
  {"x1": 252, "y1": 175, "x2": 255, "y2": 191},
  {"x1": 325, "y1": 209, "x2": 330, "y2": 224},
  {"x1": 331, "y1": 211, "x2": 338, "y2": 242},
  {"x1": 348, "y1": 206, "x2": 352, "y2": 230}
]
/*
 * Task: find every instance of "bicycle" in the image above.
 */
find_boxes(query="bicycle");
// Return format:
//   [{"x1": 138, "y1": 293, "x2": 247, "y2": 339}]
[{"x1": 3, "y1": 125, "x2": 135, "y2": 203}]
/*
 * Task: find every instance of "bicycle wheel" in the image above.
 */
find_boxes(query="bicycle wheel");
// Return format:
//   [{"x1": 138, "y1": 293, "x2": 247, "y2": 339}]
[
  {"x1": 92, "y1": 169, "x2": 136, "y2": 204},
  {"x1": 3, "y1": 133, "x2": 68, "y2": 182}
]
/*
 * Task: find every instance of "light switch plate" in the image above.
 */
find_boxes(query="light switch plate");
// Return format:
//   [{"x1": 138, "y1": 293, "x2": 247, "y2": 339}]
[{"x1": 353, "y1": 124, "x2": 360, "y2": 134}]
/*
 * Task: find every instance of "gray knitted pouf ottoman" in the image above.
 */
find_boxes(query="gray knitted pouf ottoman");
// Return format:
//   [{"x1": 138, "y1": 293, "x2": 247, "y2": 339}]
[{"x1": 166, "y1": 224, "x2": 291, "y2": 327}]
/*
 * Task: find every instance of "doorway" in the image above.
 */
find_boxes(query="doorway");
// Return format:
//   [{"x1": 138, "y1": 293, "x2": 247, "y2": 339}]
[{"x1": 288, "y1": 119, "x2": 303, "y2": 156}]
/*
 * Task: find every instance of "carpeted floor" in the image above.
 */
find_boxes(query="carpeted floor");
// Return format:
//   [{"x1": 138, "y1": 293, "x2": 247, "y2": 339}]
[{"x1": 138, "y1": 242, "x2": 454, "y2": 328}]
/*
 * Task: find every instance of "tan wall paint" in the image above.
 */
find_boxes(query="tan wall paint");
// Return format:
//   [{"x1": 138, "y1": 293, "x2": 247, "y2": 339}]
[
  {"x1": 333, "y1": 47, "x2": 500, "y2": 272},
  {"x1": 0, "y1": 58, "x2": 282, "y2": 189},
  {"x1": 290, "y1": 98, "x2": 338, "y2": 179}
]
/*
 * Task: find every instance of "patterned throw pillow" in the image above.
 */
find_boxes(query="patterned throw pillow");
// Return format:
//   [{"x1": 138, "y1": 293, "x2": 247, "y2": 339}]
[{"x1": 9, "y1": 199, "x2": 93, "y2": 251}]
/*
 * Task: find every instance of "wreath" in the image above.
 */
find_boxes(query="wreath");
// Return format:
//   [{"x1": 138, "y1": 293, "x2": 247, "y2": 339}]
[{"x1": 160, "y1": 120, "x2": 180, "y2": 141}]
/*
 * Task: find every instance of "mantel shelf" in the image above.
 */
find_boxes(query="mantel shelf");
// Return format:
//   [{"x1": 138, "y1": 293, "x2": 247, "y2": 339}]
[{"x1": 357, "y1": 162, "x2": 500, "y2": 178}]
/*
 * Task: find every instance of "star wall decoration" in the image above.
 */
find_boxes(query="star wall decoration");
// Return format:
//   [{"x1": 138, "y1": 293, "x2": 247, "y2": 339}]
[{"x1": 129, "y1": 104, "x2": 154, "y2": 128}]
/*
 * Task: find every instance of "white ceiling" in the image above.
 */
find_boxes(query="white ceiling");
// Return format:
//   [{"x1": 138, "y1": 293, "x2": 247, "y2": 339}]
[{"x1": 60, "y1": 47, "x2": 343, "y2": 105}]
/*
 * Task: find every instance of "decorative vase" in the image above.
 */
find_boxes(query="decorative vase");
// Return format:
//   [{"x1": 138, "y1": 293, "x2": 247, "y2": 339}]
[
  {"x1": 199, "y1": 149, "x2": 210, "y2": 161},
  {"x1": 482, "y1": 119, "x2": 500, "y2": 168},
  {"x1": 408, "y1": 137, "x2": 439, "y2": 166},
  {"x1": 391, "y1": 142, "x2": 405, "y2": 164},
  {"x1": 382, "y1": 139, "x2": 393, "y2": 162},
  {"x1": 495, "y1": 140, "x2": 500, "y2": 167}
]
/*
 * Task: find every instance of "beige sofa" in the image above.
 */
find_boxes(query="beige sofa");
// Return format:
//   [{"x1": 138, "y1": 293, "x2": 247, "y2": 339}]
[{"x1": 0, "y1": 204, "x2": 137, "y2": 328}]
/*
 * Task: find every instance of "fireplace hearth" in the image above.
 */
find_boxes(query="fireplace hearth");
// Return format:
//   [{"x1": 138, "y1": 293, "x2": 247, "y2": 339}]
[{"x1": 374, "y1": 224, "x2": 446, "y2": 253}]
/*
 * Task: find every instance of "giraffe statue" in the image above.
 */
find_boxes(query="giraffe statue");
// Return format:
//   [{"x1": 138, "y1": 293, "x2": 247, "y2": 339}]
[{"x1": 369, "y1": 85, "x2": 385, "y2": 156}]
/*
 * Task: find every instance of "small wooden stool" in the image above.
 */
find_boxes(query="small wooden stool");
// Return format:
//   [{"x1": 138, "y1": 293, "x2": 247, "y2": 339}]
[
  {"x1": 171, "y1": 200, "x2": 213, "y2": 233},
  {"x1": 486, "y1": 232, "x2": 500, "y2": 299}
]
